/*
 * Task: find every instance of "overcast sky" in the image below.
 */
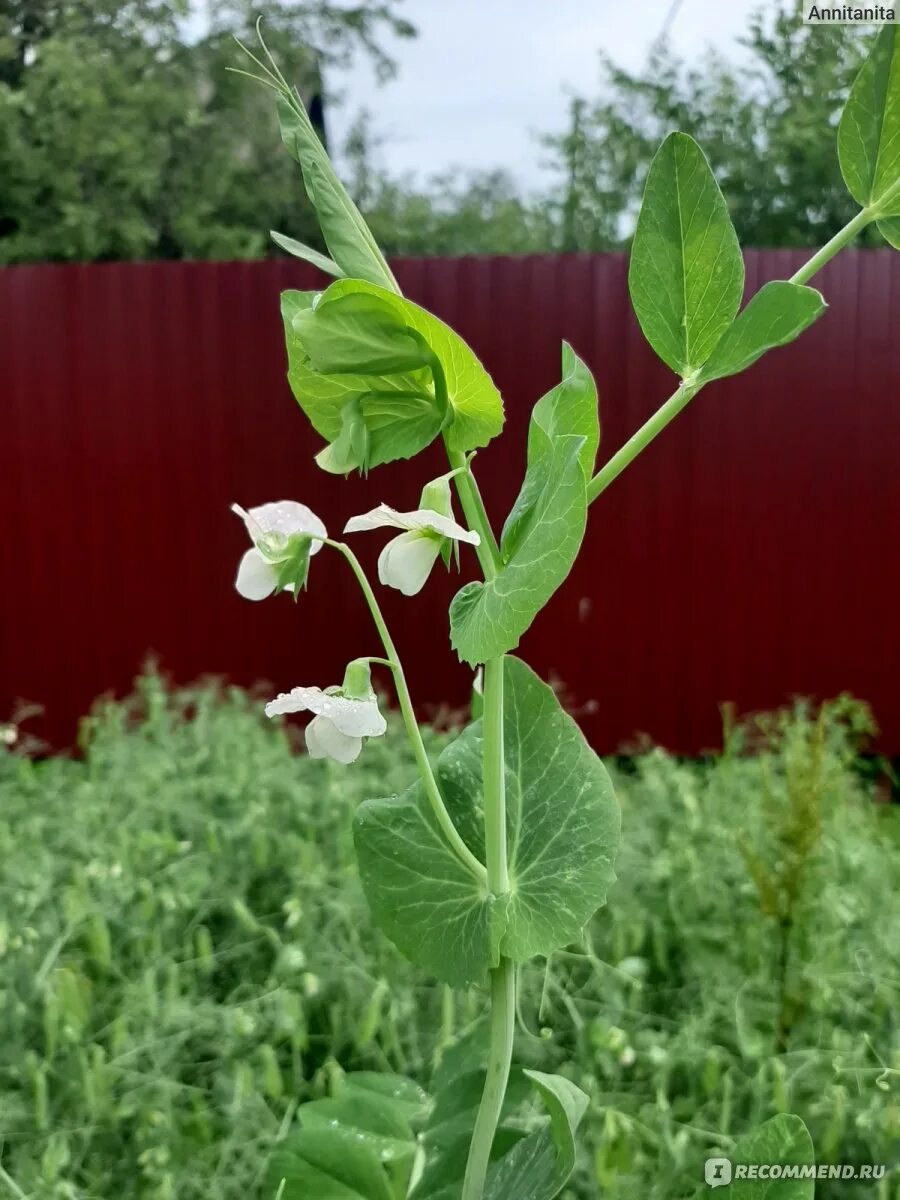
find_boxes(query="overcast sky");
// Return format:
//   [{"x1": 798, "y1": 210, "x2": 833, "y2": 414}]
[{"x1": 327, "y1": 0, "x2": 767, "y2": 188}]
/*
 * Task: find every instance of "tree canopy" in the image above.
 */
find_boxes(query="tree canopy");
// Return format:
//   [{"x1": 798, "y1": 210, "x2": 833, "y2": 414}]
[
  {"x1": 0, "y1": 2, "x2": 883, "y2": 263},
  {"x1": 543, "y1": 4, "x2": 874, "y2": 251},
  {"x1": 0, "y1": 1, "x2": 414, "y2": 262}
]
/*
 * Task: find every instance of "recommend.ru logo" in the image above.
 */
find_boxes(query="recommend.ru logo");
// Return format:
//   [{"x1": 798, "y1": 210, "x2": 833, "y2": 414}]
[
  {"x1": 704, "y1": 1159, "x2": 886, "y2": 1187},
  {"x1": 705, "y1": 1158, "x2": 732, "y2": 1187}
]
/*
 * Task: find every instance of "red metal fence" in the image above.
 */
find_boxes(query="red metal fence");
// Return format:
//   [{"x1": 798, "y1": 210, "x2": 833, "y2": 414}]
[{"x1": 1, "y1": 252, "x2": 898, "y2": 753}]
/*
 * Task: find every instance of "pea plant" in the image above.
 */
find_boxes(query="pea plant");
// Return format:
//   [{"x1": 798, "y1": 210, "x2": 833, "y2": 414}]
[{"x1": 231, "y1": 25, "x2": 899, "y2": 1200}]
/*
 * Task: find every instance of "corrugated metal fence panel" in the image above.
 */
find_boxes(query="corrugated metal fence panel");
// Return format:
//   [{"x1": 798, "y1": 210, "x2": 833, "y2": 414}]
[{"x1": 1, "y1": 252, "x2": 898, "y2": 752}]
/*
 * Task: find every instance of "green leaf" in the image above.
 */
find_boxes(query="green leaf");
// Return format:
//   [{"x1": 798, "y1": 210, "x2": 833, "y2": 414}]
[
  {"x1": 270, "y1": 230, "x2": 345, "y2": 277},
  {"x1": 352, "y1": 782, "x2": 504, "y2": 989},
  {"x1": 501, "y1": 342, "x2": 600, "y2": 555},
  {"x1": 521, "y1": 1071, "x2": 588, "y2": 1184},
  {"x1": 353, "y1": 656, "x2": 619, "y2": 986},
  {"x1": 281, "y1": 280, "x2": 503, "y2": 468},
  {"x1": 281, "y1": 290, "x2": 442, "y2": 470},
  {"x1": 413, "y1": 1032, "x2": 577, "y2": 1200},
  {"x1": 343, "y1": 1073, "x2": 431, "y2": 1127},
  {"x1": 878, "y1": 215, "x2": 900, "y2": 249},
  {"x1": 277, "y1": 94, "x2": 398, "y2": 292},
  {"x1": 412, "y1": 1052, "x2": 531, "y2": 1200},
  {"x1": 300, "y1": 1092, "x2": 417, "y2": 1163},
  {"x1": 267, "y1": 1127, "x2": 394, "y2": 1200},
  {"x1": 483, "y1": 1071, "x2": 589, "y2": 1200},
  {"x1": 319, "y1": 279, "x2": 504, "y2": 454},
  {"x1": 838, "y1": 25, "x2": 900, "y2": 215},
  {"x1": 354, "y1": 392, "x2": 447, "y2": 462},
  {"x1": 439, "y1": 657, "x2": 620, "y2": 966},
  {"x1": 449, "y1": 437, "x2": 582, "y2": 665},
  {"x1": 266, "y1": 1073, "x2": 427, "y2": 1200},
  {"x1": 721, "y1": 1114, "x2": 815, "y2": 1199},
  {"x1": 416, "y1": 1132, "x2": 526, "y2": 1200},
  {"x1": 697, "y1": 282, "x2": 827, "y2": 385},
  {"x1": 294, "y1": 292, "x2": 435, "y2": 377},
  {"x1": 450, "y1": 346, "x2": 598, "y2": 665},
  {"x1": 629, "y1": 132, "x2": 744, "y2": 378},
  {"x1": 315, "y1": 397, "x2": 370, "y2": 475}
]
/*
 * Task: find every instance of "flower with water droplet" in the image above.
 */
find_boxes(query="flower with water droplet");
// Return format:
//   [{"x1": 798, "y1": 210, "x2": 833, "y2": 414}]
[
  {"x1": 264, "y1": 660, "x2": 386, "y2": 764},
  {"x1": 343, "y1": 472, "x2": 479, "y2": 596},
  {"x1": 232, "y1": 501, "x2": 327, "y2": 600}
]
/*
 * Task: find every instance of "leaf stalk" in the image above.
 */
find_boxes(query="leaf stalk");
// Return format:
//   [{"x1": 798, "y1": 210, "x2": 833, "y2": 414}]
[
  {"x1": 587, "y1": 204, "x2": 877, "y2": 505},
  {"x1": 437, "y1": 466, "x2": 514, "y2": 1200},
  {"x1": 326, "y1": 539, "x2": 487, "y2": 885},
  {"x1": 461, "y1": 657, "x2": 514, "y2": 1200},
  {"x1": 462, "y1": 957, "x2": 516, "y2": 1200}
]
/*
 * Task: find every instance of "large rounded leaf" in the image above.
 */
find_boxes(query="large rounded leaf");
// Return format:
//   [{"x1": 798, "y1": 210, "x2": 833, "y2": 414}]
[{"x1": 353, "y1": 657, "x2": 620, "y2": 986}]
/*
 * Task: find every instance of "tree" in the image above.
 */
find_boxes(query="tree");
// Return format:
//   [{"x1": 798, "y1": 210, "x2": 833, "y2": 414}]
[
  {"x1": 0, "y1": 1, "x2": 415, "y2": 262},
  {"x1": 337, "y1": 110, "x2": 556, "y2": 257},
  {"x1": 346, "y1": 2, "x2": 879, "y2": 258},
  {"x1": 0, "y1": 1, "x2": 881, "y2": 263},
  {"x1": 543, "y1": 2, "x2": 874, "y2": 249}
]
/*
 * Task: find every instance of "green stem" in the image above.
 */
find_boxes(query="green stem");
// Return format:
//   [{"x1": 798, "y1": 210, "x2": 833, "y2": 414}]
[
  {"x1": 436, "y1": 984, "x2": 456, "y2": 1069},
  {"x1": 586, "y1": 204, "x2": 876, "y2": 505},
  {"x1": 480, "y1": 657, "x2": 509, "y2": 891},
  {"x1": 0, "y1": 1166, "x2": 28, "y2": 1200},
  {"x1": 428, "y1": 360, "x2": 501, "y2": 572},
  {"x1": 462, "y1": 657, "x2": 513, "y2": 1200},
  {"x1": 422, "y1": 308, "x2": 516, "y2": 1200},
  {"x1": 788, "y1": 205, "x2": 873, "y2": 286},
  {"x1": 586, "y1": 381, "x2": 698, "y2": 504},
  {"x1": 440, "y1": 455, "x2": 513, "y2": 1200},
  {"x1": 462, "y1": 959, "x2": 516, "y2": 1200},
  {"x1": 445, "y1": 446, "x2": 502, "y2": 576},
  {"x1": 327, "y1": 539, "x2": 487, "y2": 886}
]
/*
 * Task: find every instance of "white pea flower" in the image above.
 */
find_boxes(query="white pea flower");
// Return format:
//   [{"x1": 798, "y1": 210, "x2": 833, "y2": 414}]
[
  {"x1": 264, "y1": 661, "x2": 386, "y2": 765},
  {"x1": 345, "y1": 504, "x2": 479, "y2": 595},
  {"x1": 344, "y1": 472, "x2": 480, "y2": 596},
  {"x1": 232, "y1": 501, "x2": 327, "y2": 601}
]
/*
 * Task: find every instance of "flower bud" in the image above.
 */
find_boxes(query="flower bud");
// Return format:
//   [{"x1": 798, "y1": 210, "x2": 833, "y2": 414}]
[
  {"x1": 341, "y1": 658, "x2": 375, "y2": 702},
  {"x1": 418, "y1": 472, "x2": 454, "y2": 519},
  {"x1": 316, "y1": 398, "x2": 369, "y2": 475}
]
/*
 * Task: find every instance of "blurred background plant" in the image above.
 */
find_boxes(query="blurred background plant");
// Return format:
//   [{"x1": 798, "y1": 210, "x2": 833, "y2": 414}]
[
  {"x1": 0, "y1": 0, "x2": 415, "y2": 261},
  {"x1": 0, "y1": 1, "x2": 881, "y2": 263},
  {"x1": 1, "y1": 675, "x2": 896, "y2": 1198},
  {"x1": 542, "y1": 7, "x2": 875, "y2": 252}
]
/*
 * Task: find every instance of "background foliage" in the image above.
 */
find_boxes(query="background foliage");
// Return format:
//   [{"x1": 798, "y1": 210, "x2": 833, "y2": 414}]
[
  {"x1": 0, "y1": 0, "x2": 415, "y2": 261},
  {"x1": 0, "y1": 2, "x2": 881, "y2": 263},
  {"x1": 1, "y1": 676, "x2": 897, "y2": 1198},
  {"x1": 542, "y1": 6, "x2": 874, "y2": 252}
]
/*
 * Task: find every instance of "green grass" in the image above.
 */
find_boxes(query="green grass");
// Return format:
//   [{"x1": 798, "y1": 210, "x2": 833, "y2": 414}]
[{"x1": 0, "y1": 676, "x2": 897, "y2": 1199}]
